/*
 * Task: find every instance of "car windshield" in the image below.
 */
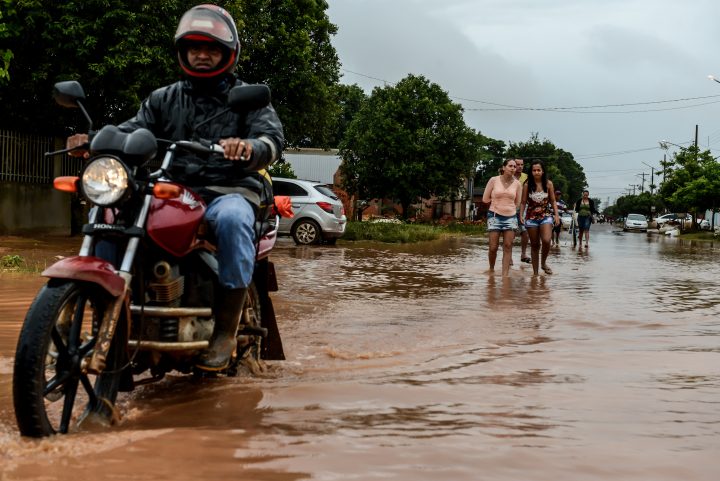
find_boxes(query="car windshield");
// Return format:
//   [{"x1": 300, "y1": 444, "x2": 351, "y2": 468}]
[
  {"x1": 314, "y1": 185, "x2": 338, "y2": 200},
  {"x1": 628, "y1": 214, "x2": 646, "y2": 221}
]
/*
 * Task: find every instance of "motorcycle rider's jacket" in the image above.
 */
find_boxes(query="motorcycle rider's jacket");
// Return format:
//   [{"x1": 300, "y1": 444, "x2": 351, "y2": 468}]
[{"x1": 119, "y1": 74, "x2": 284, "y2": 207}]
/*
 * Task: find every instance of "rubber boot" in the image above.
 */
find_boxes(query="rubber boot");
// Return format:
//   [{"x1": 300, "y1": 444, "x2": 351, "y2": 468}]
[{"x1": 196, "y1": 287, "x2": 247, "y2": 372}]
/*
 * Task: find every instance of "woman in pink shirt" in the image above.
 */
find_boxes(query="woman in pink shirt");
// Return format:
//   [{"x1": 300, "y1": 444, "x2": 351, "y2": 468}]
[{"x1": 482, "y1": 159, "x2": 522, "y2": 276}]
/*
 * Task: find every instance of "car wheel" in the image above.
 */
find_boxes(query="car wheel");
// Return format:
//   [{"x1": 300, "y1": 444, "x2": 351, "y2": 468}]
[{"x1": 292, "y1": 219, "x2": 321, "y2": 245}]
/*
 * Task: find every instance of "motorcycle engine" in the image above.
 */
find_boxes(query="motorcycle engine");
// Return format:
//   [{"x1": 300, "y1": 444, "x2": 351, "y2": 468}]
[{"x1": 149, "y1": 261, "x2": 184, "y2": 306}]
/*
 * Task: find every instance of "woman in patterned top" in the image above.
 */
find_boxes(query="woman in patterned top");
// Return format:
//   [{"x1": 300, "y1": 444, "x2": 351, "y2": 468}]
[{"x1": 521, "y1": 160, "x2": 560, "y2": 275}]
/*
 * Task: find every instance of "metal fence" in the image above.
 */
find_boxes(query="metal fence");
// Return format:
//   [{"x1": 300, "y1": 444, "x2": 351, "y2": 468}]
[{"x1": 0, "y1": 129, "x2": 84, "y2": 184}]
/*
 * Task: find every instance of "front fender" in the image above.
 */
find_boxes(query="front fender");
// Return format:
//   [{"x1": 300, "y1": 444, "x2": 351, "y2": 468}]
[{"x1": 42, "y1": 256, "x2": 125, "y2": 297}]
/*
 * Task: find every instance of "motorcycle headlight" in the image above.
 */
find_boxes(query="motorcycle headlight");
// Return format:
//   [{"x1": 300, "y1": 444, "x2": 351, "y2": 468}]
[{"x1": 81, "y1": 156, "x2": 129, "y2": 206}]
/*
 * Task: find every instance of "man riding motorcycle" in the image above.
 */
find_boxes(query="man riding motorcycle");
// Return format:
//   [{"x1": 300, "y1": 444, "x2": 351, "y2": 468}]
[{"x1": 66, "y1": 4, "x2": 285, "y2": 372}]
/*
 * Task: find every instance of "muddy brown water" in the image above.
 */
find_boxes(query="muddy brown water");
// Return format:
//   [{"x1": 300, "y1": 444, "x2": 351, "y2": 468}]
[{"x1": 0, "y1": 225, "x2": 718, "y2": 480}]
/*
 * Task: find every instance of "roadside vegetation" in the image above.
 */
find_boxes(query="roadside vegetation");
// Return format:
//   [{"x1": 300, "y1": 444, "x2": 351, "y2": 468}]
[
  {"x1": 604, "y1": 145, "x2": 720, "y2": 225},
  {"x1": 341, "y1": 220, "x2": 485, "y2": 243},
  {"x1": 0, "y1": 254, "x2": 28, "y2": 272},
  {"x1": 0, "y1": 253, "x2": 59, "y2": 273},
  {"x1": 678, "y1": 231, "x2": 716, "y2": 242}
]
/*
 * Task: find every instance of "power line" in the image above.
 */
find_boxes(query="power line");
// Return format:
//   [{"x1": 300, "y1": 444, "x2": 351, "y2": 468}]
[
  {"x1": 575, "y1": 147, "x2": 659, "y2": 160},
  {"x1": 465, "y1": 99, "x2": 720, "y2": 113},
  {"x1": 341, "y1": 68, "x2": 720, "y2": 113}
]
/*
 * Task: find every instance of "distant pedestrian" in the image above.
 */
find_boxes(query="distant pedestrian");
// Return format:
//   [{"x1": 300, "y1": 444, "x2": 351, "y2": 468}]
[
  {"x1": 552, "y1": 190, "x2": 567, "y2": 246},
  {"x1": 482, "y1": 159, "x2": 522, "y2": 277},
  {"x1": 521, "y1": 160, "x2": 560, "y2": 275},
  {"x1": 512, "y1": 158, "x2": 531, "y2": 264},
  {"x1": 574, "y1": 189, "x2": 598, "y2": 248}
]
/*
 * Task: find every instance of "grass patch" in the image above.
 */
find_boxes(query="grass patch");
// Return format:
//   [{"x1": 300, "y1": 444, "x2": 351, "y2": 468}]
[
  {"x1": 678, "y1": 231, "x2": 716, "y2": 241},
  {"x1": 342, "y1": 220, "x2": 486, "y2": 243},
  {"x1": 1, "y1": 254, "x2": 26, "y2": 271},
  {"x1": 0, "y1": 254, "x2": 54, "y2": 273}
]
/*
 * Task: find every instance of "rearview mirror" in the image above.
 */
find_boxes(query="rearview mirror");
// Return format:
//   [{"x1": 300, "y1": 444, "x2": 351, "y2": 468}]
[
  {"x1": 228, "y1": 84, "x2": 271, "y2": 112},
  {"x1": 53, "y1": 81, "x2": 86, "y2": 108}
]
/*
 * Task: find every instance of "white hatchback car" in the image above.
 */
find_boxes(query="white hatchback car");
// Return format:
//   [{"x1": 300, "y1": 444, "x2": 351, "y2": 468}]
[
  {"x1": 623, "y1": 213, "x2": 648, "y2": 232},
  {"x1": 655, "y1": 213, "x2": 691, "y2": 228},
  {"x1": 271, "y1": 177, "x2": 347, "y2": 245}
]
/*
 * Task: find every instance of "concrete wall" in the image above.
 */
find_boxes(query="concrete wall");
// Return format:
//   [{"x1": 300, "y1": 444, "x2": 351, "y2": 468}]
[
  {"x1": 283, "y1": 149, "x2": 341, "y2": 185},
  {"x1": 0, "y1": 182, "x2": 71, "y2": 235}
]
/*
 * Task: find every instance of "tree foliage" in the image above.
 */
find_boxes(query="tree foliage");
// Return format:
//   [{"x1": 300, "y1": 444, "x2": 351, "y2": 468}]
[
  {"x1": 613, "y1": 192, "x2": 664, "y2": 217},
  {"x1": 327, "y1": 83, "x2": 366, "y2": 148},
  {"x1": 471, "y1": 133, "x2": 507, "y2": 186},
  {"x1": 267, "y1": 157, "x2": 297, "y2": 178},
  {"x1": 504, "y1": 133, "x2": 587, "y2": 204},
  {"x1": 339, "y1": 74, "x2": 480, "y2": 218},
  {"x1": 238, "y1": 0, "x2": 340, "y2": 147},
  {"x1": 0, "y1": 0, "x2": 17, "y2": 83},
  {"x1": 658, "y1": 146, "x2": 720, "y2": 216},
  {"x1": 1, "y1": 0, "x2": 188, "y2": 135},
  {"x1": 0, "y1": 0, "x2": 341, "y2": 146}
]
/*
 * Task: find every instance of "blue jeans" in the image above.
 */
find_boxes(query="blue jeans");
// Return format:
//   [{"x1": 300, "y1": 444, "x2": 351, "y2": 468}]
[
  {"x1": 205, "y1": 194, "x2": 256, "y2": 289},
  {"x1": 577, "y1": 215, "x2": 592, "y2": 230}
]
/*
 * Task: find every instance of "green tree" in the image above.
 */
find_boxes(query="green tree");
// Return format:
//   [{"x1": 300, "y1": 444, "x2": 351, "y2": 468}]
[
  {"x1": 328, "y1": 83, "x2": 366, "y2": 148},
  {"x1": 268, "y1": 157, "x2": 297, "y2": 178},
  {"x1": 238, "y1": 0, "x2": 340, "y2": 148},
  {"x1": 614, "y1": 192, "x2": 664, "y2": 217},
  {"x1": 505, "y1": 133, "x2": 587, "y2": 203},
  {"x1": 472, "y1": 133, "x2": 507, "y2": 188},
  {"x1": 0, "y1": 0, "x2": 16, "y2": 83},
  {"x1": 339, "y1": 74, "x2": 480, "y2": 218},
  {"x1": 659, "y1": 146, "x2": 720, "y2": 220},
  {"x1": 0, "y1": 0, "x2": 191, "y2": 135},
  {"x1": 0, "y1": 0, "x2": 341, "y2": 145}
]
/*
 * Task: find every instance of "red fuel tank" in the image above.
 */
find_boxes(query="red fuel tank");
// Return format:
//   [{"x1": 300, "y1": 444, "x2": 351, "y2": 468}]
[{"x1": 146, "y1": 185, "x2": 206, "y2": 257}]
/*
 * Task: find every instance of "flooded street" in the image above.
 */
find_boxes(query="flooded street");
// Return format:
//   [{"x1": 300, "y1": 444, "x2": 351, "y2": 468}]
[{"x1": 1, "y1": 224, "x2": 718, "y2": 480}]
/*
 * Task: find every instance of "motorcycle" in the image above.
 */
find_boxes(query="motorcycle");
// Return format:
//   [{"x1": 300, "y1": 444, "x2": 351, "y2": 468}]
[{"x1": 12, "y1": 80, "x2": 286, "y2": 437}]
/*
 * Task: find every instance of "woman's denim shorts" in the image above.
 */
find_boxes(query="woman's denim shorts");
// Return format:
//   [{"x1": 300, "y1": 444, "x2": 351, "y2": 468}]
[
  {"x1": 577, "y1": 215, "x2": 592, "y2": 230},
  {"x1": 487, "y1": 211, "x2": 518, "y2": 232},
  {"x1": 525, "y1": 216, "x2": 554, "y2": 228}
]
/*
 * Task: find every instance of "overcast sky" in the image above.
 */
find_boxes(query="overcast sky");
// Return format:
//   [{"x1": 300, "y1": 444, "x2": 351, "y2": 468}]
[{"x1": 326, "y1": 0, "x2": 720, "y2": 205}]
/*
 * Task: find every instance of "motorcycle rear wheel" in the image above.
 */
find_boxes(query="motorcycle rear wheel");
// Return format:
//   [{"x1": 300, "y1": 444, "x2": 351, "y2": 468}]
[{"x1": 13, "y1": 280, "x2": 127, "y2": 437}]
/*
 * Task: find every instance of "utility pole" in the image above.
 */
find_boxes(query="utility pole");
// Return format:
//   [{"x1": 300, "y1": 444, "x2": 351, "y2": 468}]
[
  {"x1": 641, "y1": 162, "x2": 658, "y2": 194},
  {"x1": 649, "y1": 167, "x2": 654, "y2": 194},
  {"x1": 637, "y1": 172, "x2": 647, "y2": 192}
]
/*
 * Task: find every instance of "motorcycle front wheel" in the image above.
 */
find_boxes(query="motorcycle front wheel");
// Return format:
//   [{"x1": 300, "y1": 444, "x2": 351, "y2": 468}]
[
  {"x1": 13, "y1": 279, "x2": 127, "y2": 437},
  {"x1": 227, "y1": 282, "x2": 265, "y2": 376}
]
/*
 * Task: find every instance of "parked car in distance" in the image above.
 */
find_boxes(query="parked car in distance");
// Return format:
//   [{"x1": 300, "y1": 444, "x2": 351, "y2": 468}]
[
  {"x1": 655, "y1": 213, "x2": 691, "y2": 228},
  {"x1": 623, "y1": 213, "x2": 648, "y2": 232},
  {"x1": 271, "y1": 177, "x2": 347, "y2": 245},
  {"x1": 699, "y1": 218, "x2": 711, "y2": 230},
  {"x1": 560, "y1": 211, "x2": 574, "y2": 229}
]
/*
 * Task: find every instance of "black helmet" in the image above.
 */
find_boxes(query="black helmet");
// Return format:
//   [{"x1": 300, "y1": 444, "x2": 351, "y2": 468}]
[{"x1": 174, "y1": 4, "x2": 240, "y2": 78}]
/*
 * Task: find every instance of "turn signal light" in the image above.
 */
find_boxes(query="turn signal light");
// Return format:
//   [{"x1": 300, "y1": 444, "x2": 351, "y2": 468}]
[
  {"x1": 153, "y1": 183, "x2": 183, "y2": 199},
  {"x1": 316, "y1": 201, "x2": 334, "y2": 213},
  {"x1": 53, "y1": 176, "x2": 79, "y2": 193}
]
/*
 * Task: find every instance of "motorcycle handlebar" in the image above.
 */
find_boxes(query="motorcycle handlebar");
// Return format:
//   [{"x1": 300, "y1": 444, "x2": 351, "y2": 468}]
[
  {"x1": 152, "y1": 139, "x2": 245, "y2": 180},
  {"x1": 173, "y1": 140, "x2": 224, "y2": 156}
]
